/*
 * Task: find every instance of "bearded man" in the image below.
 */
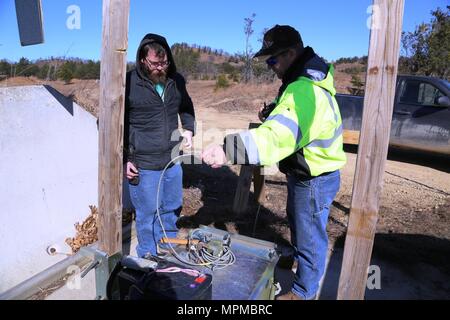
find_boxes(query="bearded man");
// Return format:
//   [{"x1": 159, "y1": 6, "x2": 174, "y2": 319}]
[{"x1": 124, "y1": 33, "x2": 195, "y2": 257}]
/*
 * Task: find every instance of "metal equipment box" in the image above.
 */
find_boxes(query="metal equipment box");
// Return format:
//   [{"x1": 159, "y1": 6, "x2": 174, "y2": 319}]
[{"x1": 163, "y1": 226, "x2": 279, "y2": 300}]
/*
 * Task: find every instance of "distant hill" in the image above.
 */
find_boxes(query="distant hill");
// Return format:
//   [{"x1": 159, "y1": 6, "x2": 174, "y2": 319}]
[
  {"x1": 333, "y1": 56, "x2": 367, "y2": 96},
  {"x1": 170, "y1": 42, "x2": 244, "y2": 81},
  {"x1": 0, "y1": 57, "x2": 101, "y2": 81},
  {"x1": 1, "y1": 44, "x2": 369, "y2": 94}
]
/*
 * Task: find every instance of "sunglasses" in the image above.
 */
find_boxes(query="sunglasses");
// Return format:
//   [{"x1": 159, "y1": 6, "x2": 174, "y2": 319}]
[{"x1": 265, "y1": 49, "x2": 289, "y2": 66}]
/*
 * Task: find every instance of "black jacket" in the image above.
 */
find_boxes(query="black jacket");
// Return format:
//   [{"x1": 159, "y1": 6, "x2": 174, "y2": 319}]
[{"x1": 124, "y1": 34, "x2": 195, "y2": 170}]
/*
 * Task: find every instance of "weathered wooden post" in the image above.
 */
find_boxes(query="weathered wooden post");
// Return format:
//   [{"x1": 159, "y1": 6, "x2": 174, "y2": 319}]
[
  {"x1": 98, "y1": 0, "x2": 129, "y2": 255},
  {"x1": 233, "y1": 123, "x2": 266, "y2": 215},
  {"x1": 94, "y1": 0, "x2": 129, "y2": 299},
  {"x1": 337, "y1": 0, "x2": 404, "y2": 299}
]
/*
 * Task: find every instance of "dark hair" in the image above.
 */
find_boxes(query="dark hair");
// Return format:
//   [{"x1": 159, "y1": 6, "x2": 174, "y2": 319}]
[
  {"x1": 139, "y1": 42, "x2": 167, "y2": 61},
  {"x1": 293, "y1": 43, "x2": 305, "y2": 56}
]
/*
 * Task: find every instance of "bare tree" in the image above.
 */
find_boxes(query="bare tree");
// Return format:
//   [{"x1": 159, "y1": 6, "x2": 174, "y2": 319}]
[
  {"x1": 243, "y1": 13, "x2": 256, "y2": 83},
  {"x1": 258, "y1": 27, "x2": 270, "y2": 44}
]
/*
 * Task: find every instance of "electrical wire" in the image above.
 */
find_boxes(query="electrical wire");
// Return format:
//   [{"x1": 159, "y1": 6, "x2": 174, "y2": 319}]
[
  {"x1": 252, "y1": 204, "x2": 261, "y2": 237},
  {"x1": 155, "y1": 153, "x2": 236, "y2": 270},
  {"x1": 385, "y1": 171, "x2": 450, "y2": 196},
  {"x1": 186, "y1": 229, "x2": 236, "y2": 270}
]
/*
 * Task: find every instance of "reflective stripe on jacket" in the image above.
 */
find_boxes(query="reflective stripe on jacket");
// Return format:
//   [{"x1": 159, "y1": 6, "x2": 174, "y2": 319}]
[{"x1": 225, "y1": 64, "x2": 346, "y2": 178}]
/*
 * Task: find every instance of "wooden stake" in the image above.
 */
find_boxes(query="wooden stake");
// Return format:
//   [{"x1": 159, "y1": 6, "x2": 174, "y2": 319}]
[
  {"x1": 253, "y1": 166, "x2": 266, "y2": 205},
  {"x1": 233, "y1": 165, "x2": 253, "y2": 215},
  {"x1": 232, "y1": 123, "x2": 266, "y2": 214},
  {"x1": 337, "y1": 0, "x2": 404, "y2": 300},
  {"x1": 97, "y1": 0, "x2": 130, "y2": 255}
]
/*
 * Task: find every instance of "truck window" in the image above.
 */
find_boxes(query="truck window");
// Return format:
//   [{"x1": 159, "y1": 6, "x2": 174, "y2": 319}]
[
  {"x1": 399, "y1": 80, "x2": 419, "y2": 104},
  {"x1": 399, "y1": 80, "x2": 446, "y2": 107}
]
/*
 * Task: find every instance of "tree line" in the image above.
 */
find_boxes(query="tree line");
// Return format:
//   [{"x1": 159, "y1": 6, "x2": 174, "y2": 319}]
[
  {"x1": 339, "y1": 6, "x2": 449, "y2": 96},
  {"x1": 399, "y1": 6, "x2": 449, "y2": 79},
  {"x1": 340, "y1": 6, "x2": 449, "y2": 80},
  {"x1": 171, "y1": 43, "x2": 245, "y2": 83},
  {"x1": 0, "y1": 57, "x2": 101, "y2": 83},
  {"x1": 1, "y1": 6, "x2": 447, "y2": 86}
]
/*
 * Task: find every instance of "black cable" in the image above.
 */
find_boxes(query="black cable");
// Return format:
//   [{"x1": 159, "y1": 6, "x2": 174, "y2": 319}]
[{"x1": 385, "y1": 171, "x2": 450, "y2": 196}]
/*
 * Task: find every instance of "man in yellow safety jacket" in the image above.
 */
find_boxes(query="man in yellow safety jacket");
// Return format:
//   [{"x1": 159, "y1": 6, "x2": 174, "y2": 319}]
[{"x1": 202, "y1": 25, "x2": 346, "y2": 300}]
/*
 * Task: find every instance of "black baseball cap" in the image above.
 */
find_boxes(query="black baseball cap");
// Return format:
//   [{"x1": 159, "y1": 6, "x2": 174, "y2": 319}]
[{"x1": 253, "y1": 24, "x2": 303, "y2": 59}]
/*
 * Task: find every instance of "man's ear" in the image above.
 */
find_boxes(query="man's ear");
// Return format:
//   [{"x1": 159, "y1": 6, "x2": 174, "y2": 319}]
[
  {"x1": 286, "y1": 48, "x2": 297, "y2": 63},
  {"x1": 288, "y1": 48, "x2": 296, "y2": 58}
]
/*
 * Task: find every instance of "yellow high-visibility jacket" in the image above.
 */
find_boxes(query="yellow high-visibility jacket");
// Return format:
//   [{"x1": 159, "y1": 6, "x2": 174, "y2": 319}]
[{"x1": 224, "y1": 62, "x2": 346, "y2": 179}]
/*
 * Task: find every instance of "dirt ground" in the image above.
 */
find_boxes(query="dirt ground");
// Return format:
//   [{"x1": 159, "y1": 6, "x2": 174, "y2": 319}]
[
  {"x1": 3, "y1": 77, "x2": 449, "y2": 299},
  {"x1": 182, "y1": 80, "x2": 450, "y2": 241},
  {"x1": 180, "y1": 80, "x2": 450, "y2": 299}
]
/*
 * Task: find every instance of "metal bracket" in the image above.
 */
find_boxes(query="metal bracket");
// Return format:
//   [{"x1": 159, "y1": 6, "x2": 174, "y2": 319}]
[
  {"x1": 15, "y1": 0, "x2": 45, "y2": 46},
  {"x1": 79, "y1": 247, "x2": 122, "y2": 300}
]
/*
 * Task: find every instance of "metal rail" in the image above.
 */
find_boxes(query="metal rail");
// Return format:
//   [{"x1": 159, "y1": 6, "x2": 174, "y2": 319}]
[{"x1": 0, "y1": 222, "x2": 134, "y2": 300}]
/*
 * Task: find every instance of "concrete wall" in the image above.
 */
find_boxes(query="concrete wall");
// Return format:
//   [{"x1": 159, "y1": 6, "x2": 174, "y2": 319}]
[{"x1": 0, "y1": 85, "x2": 100, "y2": 292}]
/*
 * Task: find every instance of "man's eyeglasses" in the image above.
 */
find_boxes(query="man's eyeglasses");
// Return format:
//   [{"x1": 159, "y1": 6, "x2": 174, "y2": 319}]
[
  {"x1": 265, "y1": 49, "x2": 289, "y2": 66},
  {"x1": 145, "y1": 58, "x2": 170, "y2": 69}
]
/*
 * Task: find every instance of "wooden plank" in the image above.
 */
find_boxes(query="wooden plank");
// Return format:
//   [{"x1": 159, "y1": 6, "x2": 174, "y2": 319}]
[
  {"x1": 233, "y1": 165, "x2": 253, "y2": 215},
  {"x1": 253, "y1": 166, "x2": 266, "y2": 205},
  {"x1": 97, "y1": 0, "x2": 130, "y2": 255},
  {"x1": 249, "y1": 122, "x2": 265, "y2": 204},
  {"x1": 232, "y1": 122, "x2": 266, "y2": 214},
  {"x1": 337, "y1": 0, "x2": 404, "y2": 300},
  {"x1": 232, "y1": 164, "x2": 266, "y2": 213},
  {"x1": 343, "y1": 129, "x2": 360, "y2": 145},
  {"x1": 161, "y1": 237, "x2": 200, "y2": 245}
]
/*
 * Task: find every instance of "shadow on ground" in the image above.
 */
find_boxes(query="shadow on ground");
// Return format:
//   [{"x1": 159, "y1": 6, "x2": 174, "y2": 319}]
[
  {"x1": 177, "y1": 158, "x2": 292, "y2": 248},
  {"x1": 274, "y1": 233, "x2": 450, "y2": 300},
  {"x1": 123, "y1": 155, "x2": 450, "y2": 299},
  {"x1": 319, "y1": 233, "x2": 450, "y2": 299}
]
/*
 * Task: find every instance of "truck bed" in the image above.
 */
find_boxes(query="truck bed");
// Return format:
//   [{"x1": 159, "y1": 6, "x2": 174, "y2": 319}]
[{"x1": 335, "y1": 75, "x2": 450, "y2": 155}]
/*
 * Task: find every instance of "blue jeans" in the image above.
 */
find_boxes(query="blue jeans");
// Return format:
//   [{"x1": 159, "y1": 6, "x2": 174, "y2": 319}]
[
  {"x1": 128, "y1": 163, "x2": 182, "y2": 257},
  {"x1": 286, "y1": 170, "x2": 340, "y2": 299}
]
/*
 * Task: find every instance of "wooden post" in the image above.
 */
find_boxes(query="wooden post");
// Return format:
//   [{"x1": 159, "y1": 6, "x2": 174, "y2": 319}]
[
  {"x1": 233, "y1": 165, "x2": 253, "y2": 215},
  {"x1": 232, "y1": 123, "x2": 266, "y2": 214},
  {"x1": 337, "y1": 0, "x2": 404, "y2": 299},
  {"x1": 232, "y1": 164, "x2": 266, "y2": 215},
  {"x1": 247, "y1": 123, "x2": 266, "y2": 205},
  {"x1": 253, "y1": 166, "x2": 266, "y2": 204},
  {"x1": 97, "y1": 0, "x2": 130, "y2": 255}
]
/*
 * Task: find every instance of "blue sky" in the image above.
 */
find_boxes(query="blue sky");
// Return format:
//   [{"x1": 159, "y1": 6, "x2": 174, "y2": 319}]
[{"x1": 0, "y1": 0, "x2": 447, "y2": 62}]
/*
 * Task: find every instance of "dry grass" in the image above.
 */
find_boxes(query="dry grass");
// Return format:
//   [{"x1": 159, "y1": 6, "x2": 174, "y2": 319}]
[
  {"x1": 1, "y1": 60, "x2": 362, "y2": 117},
  {"x1": 65, "y1": 205, "x2": 98, "y2": 254},
  {"x1": 188, "y1": 80, "x2": 280, "y2": 112}
]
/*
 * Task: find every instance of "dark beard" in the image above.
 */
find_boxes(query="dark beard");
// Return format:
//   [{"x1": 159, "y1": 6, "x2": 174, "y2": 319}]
[
  {"x1": 143, "y1": 65, "x2": 167, "y2": 84},
  {"x1": 149, "y1": 71, "x2": 167, "y2": 84}
]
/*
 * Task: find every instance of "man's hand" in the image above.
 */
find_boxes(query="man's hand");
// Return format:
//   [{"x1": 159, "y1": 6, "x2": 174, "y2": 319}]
[
  {"x1": 258, "y1": 105, "x2": 266, "y2": 122},
  {"x1": 126, "y1": 161, "x2": 139, "y2": 180},
  {"x1": 181, "y1": 130, "x2": 193, "y2": 149},
  {"x1": 259, "y1": 102, "x2": 275, "y2": 122},
  {"x1": 202, "y1": 144, "x2": 228, "y2": 168}
]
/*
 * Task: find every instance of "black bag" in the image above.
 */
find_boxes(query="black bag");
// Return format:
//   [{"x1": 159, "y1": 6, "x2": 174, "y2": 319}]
[{"x1": 106, "y1": 255, "x2": 212, "y2": 300}]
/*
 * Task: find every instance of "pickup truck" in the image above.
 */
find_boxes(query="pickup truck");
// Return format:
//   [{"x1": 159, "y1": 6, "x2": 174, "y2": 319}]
[{"x1": 336, "y1": 75, "x2": 450, "y2": 155}]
